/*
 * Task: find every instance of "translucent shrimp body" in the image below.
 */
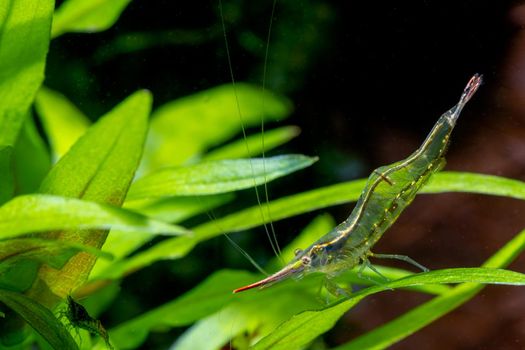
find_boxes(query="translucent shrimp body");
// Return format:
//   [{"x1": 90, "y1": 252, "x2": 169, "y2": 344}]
[{"x1": 234, "y1": 74, "x2": 482, "y2": 293}]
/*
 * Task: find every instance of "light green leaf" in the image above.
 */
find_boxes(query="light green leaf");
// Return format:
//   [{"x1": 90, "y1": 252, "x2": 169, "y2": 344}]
[
  {"x1": 128, "y1": 155, "x2": 317, "y2": 199},
  {"x1": 334, "y1": 227, "x2": 525, "y2": 350},
  {"x1": 0, "y1": 194, "x2": 189, "y2": 240},
  {"x1": 252, "y1": 268, "x2": 525, "y2": 350},
  {"x1": 202, "y1": 126, "x2": 301, "y2": 161},
  {"x1": 0, "y1": 289, "x2": 78, "y2": 350},
  {"x1": 0, "y1": 0, "x2": 53, "y2": 203},
  {"x1": 31, "y1": 90, "x2": 152, "y2": 298},
  {"x1": 52, "y1": 0, "x2": 133, "y2": 38},
  {"x1": 35, "y1": 86, "x2": 90, "y2": 161},
  {"x1": 39, "y1": 90, "x2": 151, "y2": 203},
  {"x1": 142, "y1": 83, "x2": 292, "y2": 171},
  {"x1": 0, "y1": 0, "x2": 53, "y2": 147}
]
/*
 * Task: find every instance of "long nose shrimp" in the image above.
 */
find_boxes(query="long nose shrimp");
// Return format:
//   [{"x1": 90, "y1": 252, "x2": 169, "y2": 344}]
[{"x1": 233, "y1": 74, "x2": 483, "y2": 294}]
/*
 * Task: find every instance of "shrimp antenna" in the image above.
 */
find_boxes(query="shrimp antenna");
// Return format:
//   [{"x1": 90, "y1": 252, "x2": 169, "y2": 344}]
[{"x1": 218, "y1": 0, "x2": 283, "y2": 265}]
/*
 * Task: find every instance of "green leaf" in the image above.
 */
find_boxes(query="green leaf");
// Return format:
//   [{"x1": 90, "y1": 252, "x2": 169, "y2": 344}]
[
  {"x1": 128, "y1": 155, "x2": 317, "y2": 199},
  {"x1": 0, "y1": 238, "x2": 112, "y2": 272},
  {"x1": 34, "y1": 87, "x2": 90, "y2": 161},
  {"x1": 0, "y1": 238, "x2": 112, "y2": 292},
  {"x1": 31, "y1": 90, "x2": 152, "y2": 298},
  {"x1": 0, "y1": 0, "x2": 53, "y2": 147},
  {"x1": 0, "y1": 194, "x2": 189, "y2": 240},
  {"x1": 252, "y1": 268, "x2": 525, "y2": 350},
  {"x1": 39, "y1": 90, "x2": 151, "y2": 203},
  {"x1": 142, "y1": 83, "x2": 292, "y2": 171},
  {"x1": 101, "y1": 172, "x2": 525, "y2": 280},
  {"x1": 0, "y1": 0, "x2": 53, "y2": 203},
  {"x1": 202, "y1": 126, "x2": 301, "y2": 161},
  {"x1": 13, "y1": 115, "x2": 51, "y2": 194},
  {"x1": 0, "y1": 145, "x2": 14, "y2": 204},
  {"x1": 334, "y1": 226, "x2": 525, "y2": 350},
  {"x1": 0, "y1": 289, "x2": 78, "y2": 350},
  {"x1": 51, "y1": 0, "x2": 133, "y2": 38}
]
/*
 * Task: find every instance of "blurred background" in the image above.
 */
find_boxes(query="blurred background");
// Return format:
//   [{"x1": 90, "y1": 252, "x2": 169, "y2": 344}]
[{"x1": 48, "y1": 0, "x2": 525, "y2": 348}]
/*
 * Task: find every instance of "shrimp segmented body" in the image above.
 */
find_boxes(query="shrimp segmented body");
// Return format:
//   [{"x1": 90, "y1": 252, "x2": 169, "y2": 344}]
[{"x1": 233, "y1": 74, "x2": 483, "y2": 293}]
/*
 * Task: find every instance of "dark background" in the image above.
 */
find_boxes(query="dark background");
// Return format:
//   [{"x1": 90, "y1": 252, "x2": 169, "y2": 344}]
[{"x1": 49, "y1": 0, "x2": 525, "y2": 349}]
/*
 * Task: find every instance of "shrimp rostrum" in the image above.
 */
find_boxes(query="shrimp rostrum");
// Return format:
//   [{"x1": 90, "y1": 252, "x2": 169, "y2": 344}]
[{"x1": 234, "y1": 74, "x2": 483, "y2": 294}]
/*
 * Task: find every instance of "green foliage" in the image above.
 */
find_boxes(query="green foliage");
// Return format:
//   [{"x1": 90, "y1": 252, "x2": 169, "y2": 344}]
[
  {"x1": 51, "y1": 0, "x2": 133, "y2": 38},
  {"x1": 0, "y1": 1, "x2": 524, "y2": 350}
]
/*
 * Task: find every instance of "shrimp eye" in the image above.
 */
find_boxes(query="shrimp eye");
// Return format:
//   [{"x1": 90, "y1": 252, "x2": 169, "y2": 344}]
[
  {"x1": 301, "y1": 256, "x2": 311, "y2": 265},
  {"x1": 294, "y1": 248, "x2": 303, "y2": 257}
]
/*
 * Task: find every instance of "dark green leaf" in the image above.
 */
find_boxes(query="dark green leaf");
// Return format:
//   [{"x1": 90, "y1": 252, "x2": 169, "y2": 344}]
[{"x1": 0, "y1": 289, "x2": 78, "y2": 350}]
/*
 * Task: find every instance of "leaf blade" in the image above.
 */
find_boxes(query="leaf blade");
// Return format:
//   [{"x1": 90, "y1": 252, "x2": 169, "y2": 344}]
[
  {"x1": 128, "y1": 155, "x2": 317, "y2": 199},
  {"x1": 0, "y1": 194, "x2": 189, "y2": 240}
]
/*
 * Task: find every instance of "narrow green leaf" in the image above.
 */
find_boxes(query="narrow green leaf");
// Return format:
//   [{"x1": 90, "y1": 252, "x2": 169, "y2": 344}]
[
  {"x1": 202, "y1": 126, "x2": 301, "y2": 161},
  {"x1": 0, "y1": 0, "x2": 53, "y2": 204},
  {"x1": 51, "y1": 0, "x2": 133, "y2": 38},
  {"x1": 128, "y1": 155, "x2": 317, "y2": 199},
  {"x1": 335, "y1": 227, "x2": 525, "y2": 350},
  {"x1": 0, "y1": 194, "x2": 189, "y2": 240},
  {"x1": 142, "y1": 83, "x2": 292, "y2": 171},
  {"x1": 34, "y1": 87, "x2": 90, "y2": 161},
  {"x1": 252, "y1": 268, "x2": 525, "y2": 350},
  {"x1": 0, "y1": 289, "x2": 78, "y2": 350}
]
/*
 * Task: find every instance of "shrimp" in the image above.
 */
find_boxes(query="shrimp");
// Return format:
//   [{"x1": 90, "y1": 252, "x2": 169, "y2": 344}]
[
  {"x1": 233, "y1": 74, "x2": 483, "y2": 293},
  {"x1": 61, "y1": 295, "x2": 113, "y2": 349}
]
